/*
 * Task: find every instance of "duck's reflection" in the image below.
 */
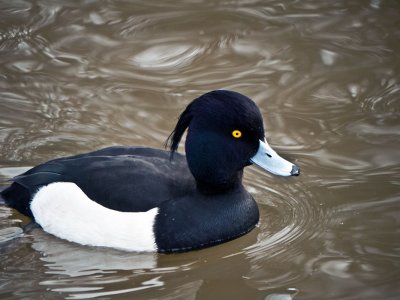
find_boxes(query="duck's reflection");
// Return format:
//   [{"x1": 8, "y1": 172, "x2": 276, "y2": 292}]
[
  {"x1": 29, "y1": 227, "x2": 259, "y2": 299},
  {"x1": 31, "y1": 228, "x2": 157, "y2": 277}
]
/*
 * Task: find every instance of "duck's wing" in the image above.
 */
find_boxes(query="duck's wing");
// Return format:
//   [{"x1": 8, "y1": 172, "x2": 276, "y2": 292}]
[{"x1": 1, "y1": 147, "x2": 194, "y2": 218}]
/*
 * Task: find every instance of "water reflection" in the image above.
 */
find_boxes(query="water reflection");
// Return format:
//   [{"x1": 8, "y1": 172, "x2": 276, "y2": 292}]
[
  {"x1": 32, "y1": 230, "x2": 157, "y2": 277},
  {"x1": 27, "y1": 226, "x2": 260, "y2": 299},
  {"x1": 131, "y1": 44, "x2": 204, "y2": 69}
]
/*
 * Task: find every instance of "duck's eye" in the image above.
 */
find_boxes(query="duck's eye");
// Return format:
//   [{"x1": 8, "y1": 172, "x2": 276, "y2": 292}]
[{"x1": 232, "y1": 130, "x2": 242, "y2": 138}]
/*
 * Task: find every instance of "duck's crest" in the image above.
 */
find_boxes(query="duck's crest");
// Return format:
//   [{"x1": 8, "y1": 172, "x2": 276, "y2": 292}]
[{"x1": 165, "y1": 101, "x2": 193, "y2": 159}]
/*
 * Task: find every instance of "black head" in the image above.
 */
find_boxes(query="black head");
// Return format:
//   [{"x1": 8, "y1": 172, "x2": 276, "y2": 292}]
[{"x1": 167, "y1": 90, "x2": 265, "y2": 192}]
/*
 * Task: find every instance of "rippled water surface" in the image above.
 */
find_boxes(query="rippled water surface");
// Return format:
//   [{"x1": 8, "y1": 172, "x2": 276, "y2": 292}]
[{"x1": 1, "y1": 0, "x2": 399, "y2": 299}]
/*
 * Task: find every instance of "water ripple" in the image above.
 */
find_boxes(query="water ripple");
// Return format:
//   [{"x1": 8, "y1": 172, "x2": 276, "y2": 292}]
[
  {"x1": 242, "y1": 168, "x2": 326, "y2": 289},
  {"x1": 131, "y1": 44, "x2": 204, "y2": 70}
]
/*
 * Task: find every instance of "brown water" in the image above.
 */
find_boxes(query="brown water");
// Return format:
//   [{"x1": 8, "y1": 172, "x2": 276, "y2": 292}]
[{"x1": 0, "y1": 0, "x2": 399, "y2": 299}]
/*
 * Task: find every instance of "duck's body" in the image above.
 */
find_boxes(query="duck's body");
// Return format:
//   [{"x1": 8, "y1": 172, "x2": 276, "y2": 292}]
[
  {"x1": 3, "y1": 146, "x2": 258, "y2": 252},
  {"x1": 1, "y1": 90, "x2": 299, "y2": 253}
]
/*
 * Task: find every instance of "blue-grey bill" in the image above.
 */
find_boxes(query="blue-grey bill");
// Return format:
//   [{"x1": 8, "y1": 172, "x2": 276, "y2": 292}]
[{"x1": 250, "y1": 139, "x2": 300, "y2": 176}]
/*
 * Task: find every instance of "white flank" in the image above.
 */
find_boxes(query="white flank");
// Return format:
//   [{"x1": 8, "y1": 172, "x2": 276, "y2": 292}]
[{"x1": 30, "y1": 182, "x2": 158, "y2": 252}]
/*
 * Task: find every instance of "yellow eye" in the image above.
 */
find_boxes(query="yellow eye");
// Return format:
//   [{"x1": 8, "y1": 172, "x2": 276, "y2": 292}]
[{"x1": 232, "y1": 130, "x2": 242, "y2": 138}]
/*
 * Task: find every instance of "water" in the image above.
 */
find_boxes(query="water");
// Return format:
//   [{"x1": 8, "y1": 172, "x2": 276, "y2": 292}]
[{"x1": 0, "y1": 0, "x2": 399, "y2": 299}]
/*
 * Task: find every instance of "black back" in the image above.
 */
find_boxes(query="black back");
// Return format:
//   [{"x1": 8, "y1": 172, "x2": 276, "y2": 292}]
[{"x1": 1, "y1": 147, "x2": 196, "y2": 217}]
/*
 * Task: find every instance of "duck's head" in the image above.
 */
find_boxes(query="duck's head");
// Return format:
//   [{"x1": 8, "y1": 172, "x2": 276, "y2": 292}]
[{"x1": 167, "y1": 90, "x2": 299, "y2": 192}]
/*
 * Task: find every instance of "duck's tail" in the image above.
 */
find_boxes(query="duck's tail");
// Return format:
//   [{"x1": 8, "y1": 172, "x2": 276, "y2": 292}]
[
  {"x1": 1, "y1": 183, "x2": 33, "y2": 218},
  {"x1": 1, "y1": 162, "x2": 66, "y2": 218},
  {"x1": 0, "y1": 186, "x2": 6, "y2": 205}
]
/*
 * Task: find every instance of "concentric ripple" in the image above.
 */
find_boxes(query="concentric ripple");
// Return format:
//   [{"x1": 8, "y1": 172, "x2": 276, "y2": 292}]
[{"x1": 242, "y1": 167, "x2": 328, "y2": 289}]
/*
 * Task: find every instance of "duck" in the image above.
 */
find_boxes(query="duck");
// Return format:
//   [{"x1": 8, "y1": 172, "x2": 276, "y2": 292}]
[{"x1": 1, "y1": 90, "x2": 299, "y2": 253}]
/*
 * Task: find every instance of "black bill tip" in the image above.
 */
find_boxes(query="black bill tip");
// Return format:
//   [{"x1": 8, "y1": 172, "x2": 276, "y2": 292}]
[{"x1": 290, "y1": 164, "x2": 300, "y2": 176}]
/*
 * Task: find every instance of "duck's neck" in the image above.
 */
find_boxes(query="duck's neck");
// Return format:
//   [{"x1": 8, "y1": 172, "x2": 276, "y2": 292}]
[{"x1": 195, "y1": 170, "x2": 244, "y2": 195}]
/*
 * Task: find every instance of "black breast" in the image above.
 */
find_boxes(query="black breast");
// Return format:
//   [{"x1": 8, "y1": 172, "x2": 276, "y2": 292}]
[{"x1": 154, "y1": 187, "x2": 259, "y2": 253}]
